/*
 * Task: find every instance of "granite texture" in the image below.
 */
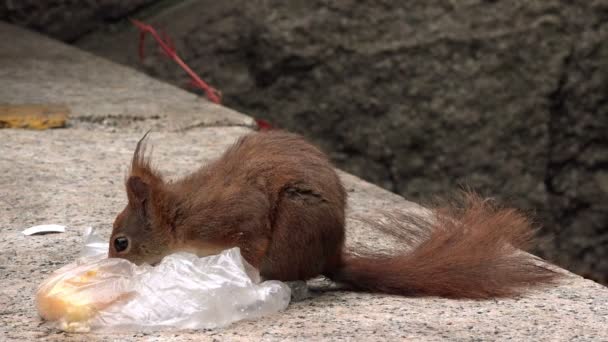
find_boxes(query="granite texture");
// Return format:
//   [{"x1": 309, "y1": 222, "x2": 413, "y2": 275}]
[
  {"x1": 1, "y1": 128, "x2": 607, "y2": 342},
  {"x1": 0, "y1": 0, "x2": 159, "y2": 42},
  {"x1": 1, "y1": 22, "x2": 607, "y2": 342}
]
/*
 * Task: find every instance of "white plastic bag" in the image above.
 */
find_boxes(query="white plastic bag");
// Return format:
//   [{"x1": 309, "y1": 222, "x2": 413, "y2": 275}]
[{"x1": 36, "y1": 229, "x2": 291, "y2": 332}]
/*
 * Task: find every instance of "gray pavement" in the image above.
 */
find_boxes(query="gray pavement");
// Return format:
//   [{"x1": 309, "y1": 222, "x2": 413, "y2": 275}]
[{"x1": 1, "y1": 22, "x2": 607, "y2": 341}]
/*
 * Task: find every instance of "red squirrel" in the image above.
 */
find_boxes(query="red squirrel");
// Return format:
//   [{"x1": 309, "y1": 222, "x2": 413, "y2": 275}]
[{"x1": 109, "y1": 130, "x2": 558, "y2": 299}]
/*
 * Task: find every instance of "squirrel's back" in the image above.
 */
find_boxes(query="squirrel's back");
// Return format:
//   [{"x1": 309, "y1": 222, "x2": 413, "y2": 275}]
[{"x1": 184, "y1": 130, "x2": 346, "y2": 208}]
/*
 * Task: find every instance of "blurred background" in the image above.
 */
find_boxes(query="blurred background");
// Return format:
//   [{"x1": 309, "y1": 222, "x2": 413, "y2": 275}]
[{"x1": 2, "y1": 0, "x2": 606, "y2": 284}]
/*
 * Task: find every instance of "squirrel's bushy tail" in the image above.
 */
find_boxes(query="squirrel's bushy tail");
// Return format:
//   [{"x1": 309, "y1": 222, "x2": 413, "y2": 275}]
[{"x1": 333, "y1": 193, "x2": 559, "y2": 299}]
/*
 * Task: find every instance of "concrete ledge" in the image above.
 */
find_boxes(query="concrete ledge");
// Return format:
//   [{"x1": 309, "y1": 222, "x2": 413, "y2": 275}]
[
  {"x1": 0, "y1": 22, "x2": 254, "y2": 132},
  {"x1": 1, "y1": 23, "x2": 607, "y2": 341}
]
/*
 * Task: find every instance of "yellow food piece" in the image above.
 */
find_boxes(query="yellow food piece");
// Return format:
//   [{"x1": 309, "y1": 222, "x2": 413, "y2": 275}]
[
  {"x1": 37, "y1": 269, "x2": 99, "y2": 323},
  {"x1": 0, "y1": 104, "x2": 69, "y2": 129},
  {"x1": 37, "y1": 266, "x2": 132, "y2": 331},
  {"x1": 38, "y1": 296, "x2": 95, "y2": 322}
]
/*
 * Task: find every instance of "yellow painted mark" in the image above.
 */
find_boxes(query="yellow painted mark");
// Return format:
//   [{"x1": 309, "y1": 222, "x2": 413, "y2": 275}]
[{"x1": 0, "y1": 104, "x2": 69, "y2": 129}]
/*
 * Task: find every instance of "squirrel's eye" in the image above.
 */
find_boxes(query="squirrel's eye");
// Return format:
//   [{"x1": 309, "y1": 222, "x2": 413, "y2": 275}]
[{"x1": 114, "y1": 236, "x2": 129, "y2": 253}]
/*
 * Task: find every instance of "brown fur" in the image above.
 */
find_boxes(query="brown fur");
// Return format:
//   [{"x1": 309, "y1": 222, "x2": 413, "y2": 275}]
[
  {"x1": 334, "y1": 193, "x2": 558, "y2": 298},
  {"x1": 109, "y1": 130, "x2": 559, "y2": 299}
]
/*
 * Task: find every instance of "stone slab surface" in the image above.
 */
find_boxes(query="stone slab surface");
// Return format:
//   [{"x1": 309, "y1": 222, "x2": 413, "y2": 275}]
[
  {"x1": 1, "y1": 22, "x2": 607, "y2": 342},
  {"x1": 0, "y1": 22, "x2": 255, "y2": 132},
  {"x1": 1, "y1": 128, "x2": 607, "y2": 342}
]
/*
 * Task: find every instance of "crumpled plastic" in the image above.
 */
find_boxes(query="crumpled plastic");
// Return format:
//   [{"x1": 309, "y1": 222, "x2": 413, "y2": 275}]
[{"x1": 36, "y1": 228, "x2": 291, "y2": 332}]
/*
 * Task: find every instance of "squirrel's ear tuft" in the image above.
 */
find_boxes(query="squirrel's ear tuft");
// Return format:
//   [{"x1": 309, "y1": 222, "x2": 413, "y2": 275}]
[
  {"x1": 127, "y1": 176, "x2": 150, "y2": 204},
  {"x1": 129, "y1": 130, "x2": 164, "y2": 184}
]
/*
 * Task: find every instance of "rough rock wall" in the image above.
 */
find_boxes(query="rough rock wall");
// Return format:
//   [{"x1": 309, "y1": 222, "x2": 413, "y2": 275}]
[
  {"x1": 0, "y1": 0, "x2": 156, "y2": 41},
  {"x1": 3, "y1": 0, "x2": 607, "y2": 284},
  {"x1": 222, "y1": 1, "x2": 608, "y2": 282}
]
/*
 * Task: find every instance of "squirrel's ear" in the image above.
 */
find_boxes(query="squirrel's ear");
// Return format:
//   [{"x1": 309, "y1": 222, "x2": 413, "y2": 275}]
[{"x1": 127, "y1": 176, "x2": 150, "y2": 204}]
